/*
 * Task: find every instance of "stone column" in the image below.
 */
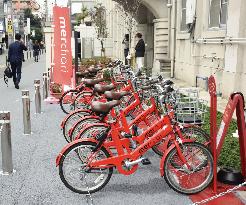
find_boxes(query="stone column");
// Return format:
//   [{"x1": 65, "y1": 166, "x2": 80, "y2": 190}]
[
  {"x1": 152, "y1": 18, "x2": 170, "y2": 77},
  {"x1": 222, "y1": 0, "x2": 246, "y2": 97},
  {"x1": 43, "y1": 25, "x2": 54, "y2": 73}
]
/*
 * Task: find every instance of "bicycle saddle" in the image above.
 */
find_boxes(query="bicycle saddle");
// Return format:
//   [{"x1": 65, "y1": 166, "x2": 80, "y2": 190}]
[
  {"x1": 94, "y1": 84, "x2": 116, "y2": 94},
  {"x1": 83, "y1": 78, "x2": 104, "y2": 86},
  {"x1": 145, "y1": 79, "x2": 159, "y2": 86},
  {"x1": 76, "y1": 70, "x2": 89, "y2": 78},
  {"x1": 88, "y1": 67, "x2": 103, "y2": 73},
  {"x1": 91, "y1": 100, "x2": 121, "y2": 114},
  {"x1": 139, "y1": 76, "x2": 147, "y2": 80},
  {"x1": 104, "y1": 91, "x2": 130, "y2": 101},
  {"x1": 141, "y1": 85, "x2": 153, "y2": 90},
  {"x1": 162, "y1": 80, "x2": 174, "y2": 86}
]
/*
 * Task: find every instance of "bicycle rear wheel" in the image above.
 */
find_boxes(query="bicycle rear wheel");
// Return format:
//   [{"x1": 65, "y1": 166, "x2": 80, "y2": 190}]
[
  {"x1": 163, "y1": 142, "x2": 213, "y2": 194},
  {"x1": 59, "y1": 141, "x2": 113, "y2": 194},
  {"x1": 70, "y1": 118, "x2": 101, "y2": 141},
  {"x1": 63, "y1": 110, "x2": 91, "y2": 143},
  {"x1": 78, "y1": 125, "x2": 109, "y2": 140}
]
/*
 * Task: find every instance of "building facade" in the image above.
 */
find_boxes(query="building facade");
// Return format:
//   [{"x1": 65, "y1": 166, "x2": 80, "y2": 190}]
[
  {"x1": 172, "y1": 0, "x2": 246, "y2": 98},
  {"x1": 111, "y1": 0, "x2": 246, "y2": 98}
]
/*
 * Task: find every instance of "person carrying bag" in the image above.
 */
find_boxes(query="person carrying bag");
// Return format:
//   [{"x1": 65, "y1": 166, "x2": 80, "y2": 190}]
[{"x1": 3, "y1": 62, "x2": 13, "y2": 87}]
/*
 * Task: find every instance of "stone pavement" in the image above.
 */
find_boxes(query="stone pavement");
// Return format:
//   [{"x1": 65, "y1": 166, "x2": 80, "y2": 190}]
[{"x1": 0, "y1": 56, "x2": 193, "y2": 205}]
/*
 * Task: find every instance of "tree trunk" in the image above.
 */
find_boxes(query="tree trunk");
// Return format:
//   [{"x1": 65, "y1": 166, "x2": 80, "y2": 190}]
[{"x1": 100, "y1": 40, "x2": 105, "y2": 57}]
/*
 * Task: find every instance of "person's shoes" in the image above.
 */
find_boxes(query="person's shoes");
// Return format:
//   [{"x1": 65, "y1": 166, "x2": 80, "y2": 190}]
[{"x1": 15, "y1": 84, "x2": 19, "y2": 89}]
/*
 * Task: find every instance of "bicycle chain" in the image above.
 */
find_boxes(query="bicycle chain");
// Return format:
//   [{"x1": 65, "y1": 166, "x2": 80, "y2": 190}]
[{"x1": 191, "y1": 181, "x2": 246, "y2": 205}]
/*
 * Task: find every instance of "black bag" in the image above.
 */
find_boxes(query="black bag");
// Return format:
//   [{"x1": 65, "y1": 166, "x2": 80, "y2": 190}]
[
  {"x1": 4, "y1": 64, "x2": 12, "y2": 78},
  {"x1": 4, "y1": 64, "x2": 12, "y2": 86}
]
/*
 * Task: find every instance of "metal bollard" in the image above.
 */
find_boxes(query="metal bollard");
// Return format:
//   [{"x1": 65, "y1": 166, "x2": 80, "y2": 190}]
[
  {"x1": 43, "y1": 73, "x2": 48, "y2": 99},
  {"x1": 0, "y1": 111, "x2": 15, "y2": 175},
  {"x1": 47, "y1": 68, "x2": 51, "y2": 88},
  {"x1": 22, "y1": 90, "x2": 31, "y2": 135},
  {"x1": 34, "y1": 80, "x2": 41, "y2": 114}
]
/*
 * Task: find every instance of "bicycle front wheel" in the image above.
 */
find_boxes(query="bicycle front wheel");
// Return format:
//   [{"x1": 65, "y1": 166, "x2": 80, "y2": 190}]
[
  {"x1": 152, "y1": 127, "x2": 209, "y2": 156},
  {"x1": 60, "y1": 90, "x2": 78, "y2": 114},
  {"x1": 163, "y1": 142, "x2": 213, "y2": 194},
  {"x1": 59, "y1": 141, "x2": 113, "y2": 194}
]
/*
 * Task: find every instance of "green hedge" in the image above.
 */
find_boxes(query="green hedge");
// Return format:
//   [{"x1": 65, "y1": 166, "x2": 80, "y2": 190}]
[{"x1": 202, "y1": 107, "x2": 241, "y2": 170}]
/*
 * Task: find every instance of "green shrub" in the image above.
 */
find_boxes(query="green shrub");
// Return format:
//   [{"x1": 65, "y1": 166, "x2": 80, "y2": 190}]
[
  {"x1": 103, "y1": 69, "x2": 111, "y2": 82},
  {"x1": 202, "y1": 107, "x2": 241, "y2": 170}
]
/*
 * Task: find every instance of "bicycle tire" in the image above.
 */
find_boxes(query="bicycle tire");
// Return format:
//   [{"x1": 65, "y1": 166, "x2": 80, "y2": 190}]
[
  {"x1": 78, "y1": 125, "x2": 109, "y2": 140},
  {"x1": 59, "y1": 141, "x2": 113, "y2": 194},
  {"x1": 73, "y1": 91, "x2": 93, "y2": 110},
  {"x1": 60, "y1": 90, "x2": 79, "y2": 114},
  {"x1": 152, "y1": 126, "x2": 209, "y2": 156},
  {"x1": 62, "y1": 110, "x2": 92, "y2": 143},
  {"x1": 70, "y1": 118, "x2": 101, "y2": 141},
  {"x1": 163, "y1": 142, "x2": 213, "y2": 194}
]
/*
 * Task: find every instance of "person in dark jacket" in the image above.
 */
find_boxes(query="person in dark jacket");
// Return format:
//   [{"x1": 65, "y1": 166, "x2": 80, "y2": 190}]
[
  {"x1": 122, "y1": 34, "x2": 130, "y2": 65},
  {"x1": 33, "y1": 40, "x2": 40, "y2": 62},
  {"x1": 8, "y1": 33, "x2": 27, "y2": 89},
  {"x1": 135, "y1": 33, "x2": 145, "y2": 71}
]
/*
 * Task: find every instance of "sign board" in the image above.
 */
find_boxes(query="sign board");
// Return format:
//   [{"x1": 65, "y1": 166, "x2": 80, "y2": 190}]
[
  {"x1": 53, "y1": 6, "x2": 73, "y2": 86},
  {"x1": 7, "y1": 19, "x2": 13, "y2": 34}
]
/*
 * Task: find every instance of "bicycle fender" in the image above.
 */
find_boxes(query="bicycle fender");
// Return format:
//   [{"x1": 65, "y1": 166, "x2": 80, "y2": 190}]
[
  {"x1": 74, "y1": 123, "x2": 110, "y2": 141},
  {"x1": 159, "y1": 139, "x2": 194, "y2": 177},
  {"x1": 56, "y1": 138, "x2": 98, "y2": 167}
]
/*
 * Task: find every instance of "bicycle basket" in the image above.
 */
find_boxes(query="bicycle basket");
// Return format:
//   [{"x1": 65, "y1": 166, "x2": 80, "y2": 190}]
[{"x1": 174, "y1": 88, "x2": 207, "y2": 125}]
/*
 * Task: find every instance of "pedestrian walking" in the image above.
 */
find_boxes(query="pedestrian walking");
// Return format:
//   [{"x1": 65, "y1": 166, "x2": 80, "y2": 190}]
[
  {"x1": 7, "y1": 33, "x2": 27, "y2": 89},
  {"x1": 33, "y1": 40, "x2": 40, "y2": 62},
  {"x1": 122, "y1": 34, "x2": 130, "y2": 65},
  {"x1": 135, "y1": 33, "x2": 145, "y2": 72}
]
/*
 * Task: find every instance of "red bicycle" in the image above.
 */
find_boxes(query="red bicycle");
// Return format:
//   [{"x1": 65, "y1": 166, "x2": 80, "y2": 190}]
[{"x1": 56, "y1": 100, "x2": 213, "y2": 195}]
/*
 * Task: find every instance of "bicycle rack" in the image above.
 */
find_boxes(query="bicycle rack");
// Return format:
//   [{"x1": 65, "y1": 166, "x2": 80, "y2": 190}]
[{"x1": 209, "y1": 75, "x2": 246, "y2": 193}]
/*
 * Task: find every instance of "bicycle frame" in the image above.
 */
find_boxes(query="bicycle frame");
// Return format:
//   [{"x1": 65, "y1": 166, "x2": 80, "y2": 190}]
[
  {"x1": 72, "y1": 94, "x2": 157, "y2": 141},
  {"x1": 56, "y1": 115, "x2": 194, "y2": 177}
]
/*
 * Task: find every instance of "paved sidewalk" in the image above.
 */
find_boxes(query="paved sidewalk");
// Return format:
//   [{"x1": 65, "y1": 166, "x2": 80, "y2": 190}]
[{"x1": 0, "y1": 56, "x2": 192, "y2": 205}]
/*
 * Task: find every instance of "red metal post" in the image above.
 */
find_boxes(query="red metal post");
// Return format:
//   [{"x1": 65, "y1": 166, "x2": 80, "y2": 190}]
[
  {"x1": 235, "y1": 95, "x2": 246, "y2": 177},
  {"x1": 208, "y1": 76, "x2": 218, "y2": 193},
  {"x1": 209, "y1": 75, "x2": 246, "y2": 192}
]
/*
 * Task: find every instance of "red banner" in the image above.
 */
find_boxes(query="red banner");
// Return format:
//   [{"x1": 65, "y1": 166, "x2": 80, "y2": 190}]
[{"x1": 53, "y1": 6, "x2": 73, "y2": 86}]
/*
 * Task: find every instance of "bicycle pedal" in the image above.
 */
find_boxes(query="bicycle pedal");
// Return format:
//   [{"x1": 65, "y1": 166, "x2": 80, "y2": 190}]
[{"x1": 141, "y1": 158, "x2": 151, "y2": 165}]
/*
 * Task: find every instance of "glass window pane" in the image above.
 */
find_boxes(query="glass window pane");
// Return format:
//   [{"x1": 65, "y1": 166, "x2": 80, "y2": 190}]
[
  {"x1": 182, "y1": 0, "x2": 187, "y2": 8},
  {"x1": 180, "y1": 0, "x2": 187, "y2": 31},
  {"x1": 209, "y1": 0, "x2": 221, "y2": 28},
  {"x1": 220, "y1": 1, "x2": 228, "y2": 25}
]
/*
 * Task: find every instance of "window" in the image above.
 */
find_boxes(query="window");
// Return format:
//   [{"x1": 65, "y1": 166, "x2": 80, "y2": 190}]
[
  {"x1": 209, "y1": 0, "x2": 228, "y2": 28},
  {"x1": 180, "y1": 0, "x2": 187, "y2": 31}
]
